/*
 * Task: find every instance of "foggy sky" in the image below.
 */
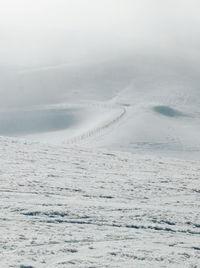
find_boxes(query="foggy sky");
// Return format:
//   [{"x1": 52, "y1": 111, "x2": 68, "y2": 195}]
[
  {"x1": 1, "y1": 0, "x2": 200, "y2": 108},
  {"x1": 1, "y1": 0, "x2": 200, "y2": 66}
]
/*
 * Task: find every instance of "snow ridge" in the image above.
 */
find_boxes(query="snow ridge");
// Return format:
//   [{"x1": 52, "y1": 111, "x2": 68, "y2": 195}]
[{"x1": 66, "y1": 103, "x2": 126, "y2": 145}]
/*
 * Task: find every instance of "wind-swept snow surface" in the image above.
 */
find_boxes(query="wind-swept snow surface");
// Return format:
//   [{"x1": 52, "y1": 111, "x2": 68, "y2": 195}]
[
  {"x1": 0, "y1": 137, "x2": 200, "y2": 268},
  {"x1": 1, "y1": 1, "x2": 200, "y2": 267}
]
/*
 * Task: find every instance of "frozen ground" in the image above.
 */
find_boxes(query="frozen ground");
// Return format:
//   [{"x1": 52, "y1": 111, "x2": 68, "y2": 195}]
[
  {"x1": 0, "y1": 137, "x2": 200, "y2": 268},
  {"x1": 1, "y1": 59, "x2": 200, "y2": 268}
]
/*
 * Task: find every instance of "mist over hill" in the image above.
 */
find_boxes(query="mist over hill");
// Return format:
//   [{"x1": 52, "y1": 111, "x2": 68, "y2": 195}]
[{"x1": 1, "y1": 2, "x2": 200, "y2": 268}]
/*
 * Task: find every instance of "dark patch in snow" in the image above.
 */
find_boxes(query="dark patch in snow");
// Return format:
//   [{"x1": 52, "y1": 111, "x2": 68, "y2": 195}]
[
  {"x1": 20, "y1": 265, "x2": 34, "y2": 268},
  {"x1": 186, "y1": 221, "x2": 200, "y2": 228},
  {"x1": 23, "y1": 211, "x2": 40, "y2": 216},
  {"x1": 46, "y1": 219, "x2": 89, "y2": 225},
  {"x1": 192, "y1": 188, "x2": 200, "y2": 193},
  {"x1": 99, "y1": 195, "x2": 114, "y2": 199},
  {"x1": 0, "y1": 108, "x2": 82, "y2": 136},
  {"x1": 153, "y1": 105, "x2": 185, "y2": 117},
  {"x1": 152, "y1": 219, "x2": 176, "y2": 226},
  {"x1": 125, "y1": 224, "x2": 176, "y2": 233},
  {"x1": 110, "y1": 252, "x2": 118, "y2": 256},
  {"x1": 66, "y1": 249, "x2": 78, "y2": 253},
  {"x1": 103, "y1": 153, "x2": 116, "y2": 157},
  {"x1": 23, "y1": 211, "x2": 70, "y2": 218},
  {"x1": 192, "y1": 247, "x2": 200, "y2": 251}
]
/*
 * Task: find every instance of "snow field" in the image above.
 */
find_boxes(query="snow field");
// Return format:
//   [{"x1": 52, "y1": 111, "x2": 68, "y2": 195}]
[{"x1": 0, "y1": 137, "x2": 199, "y2": 268}]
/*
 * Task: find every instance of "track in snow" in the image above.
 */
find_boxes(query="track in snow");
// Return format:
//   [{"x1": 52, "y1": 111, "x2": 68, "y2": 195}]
[{"x1": 66, "y1": 103, "x2": 127, "y2": 145}]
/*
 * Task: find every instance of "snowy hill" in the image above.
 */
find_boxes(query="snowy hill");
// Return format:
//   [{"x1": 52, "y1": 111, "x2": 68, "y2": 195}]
[
  {"x1": 1, "y1": 55, "x2": 200, "y2": 268},
  {"x1": 1, "y1": 1, "x2": 200, "y2": 267},
  {"x1": 1, "y1": 55, "x2": 200, "y2": 159}
]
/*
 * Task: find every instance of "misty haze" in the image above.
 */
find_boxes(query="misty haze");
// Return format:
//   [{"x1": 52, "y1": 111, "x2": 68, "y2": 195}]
[{"x1": 1, "y1": 1, "x2": 200, "y2": 267}]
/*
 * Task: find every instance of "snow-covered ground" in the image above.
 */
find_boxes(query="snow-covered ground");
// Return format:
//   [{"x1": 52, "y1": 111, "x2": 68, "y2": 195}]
[
  {"x1": 2, "y1": 56, "x2": 200, "y2": 159},
  {"x1": 1, "y1": 60, "x2": 200, "y2": 267},
  {"x1": 0, "y1": 137, "x2": 200, "y2": 268},
  {"x1": 1, "y1": 1, "x2": 200, "y2": 267}
]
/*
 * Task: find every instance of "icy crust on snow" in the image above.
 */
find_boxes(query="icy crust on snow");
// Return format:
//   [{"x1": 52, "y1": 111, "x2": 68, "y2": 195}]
[{"x1": 0, "y1": 137, "x2": 200, "y2": 268}]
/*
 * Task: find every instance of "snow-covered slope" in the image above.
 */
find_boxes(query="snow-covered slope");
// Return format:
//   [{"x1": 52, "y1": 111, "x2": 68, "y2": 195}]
[
  {"x1": 0, "y1": 137, "x2": 200, "y2": 268},
  {"x1": 92, "y1": 85, "x2": 200, "y2": 159},
  {"x1": 1, "y1": 56, "x2": 200, "y2": 159},
  {"x1": 1, "y1": 56, "x2": 200, "y2": 268},
  {"x1": 1, "y1": 1, "x2": 200, "y2": 267}
]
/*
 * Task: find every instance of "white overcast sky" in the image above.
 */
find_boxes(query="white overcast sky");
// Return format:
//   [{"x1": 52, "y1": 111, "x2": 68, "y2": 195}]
[{"x1": 0, "y1": 0, "x2": 200, "y2": 65}]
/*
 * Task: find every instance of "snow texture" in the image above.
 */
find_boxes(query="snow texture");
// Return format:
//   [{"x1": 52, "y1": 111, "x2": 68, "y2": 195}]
[
  {"x1": 1, "y1": 2, "x2": 200, "y2": 267},
  {"x1": 0, "y1": 137, "x2": 200, "y2": 268}
]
